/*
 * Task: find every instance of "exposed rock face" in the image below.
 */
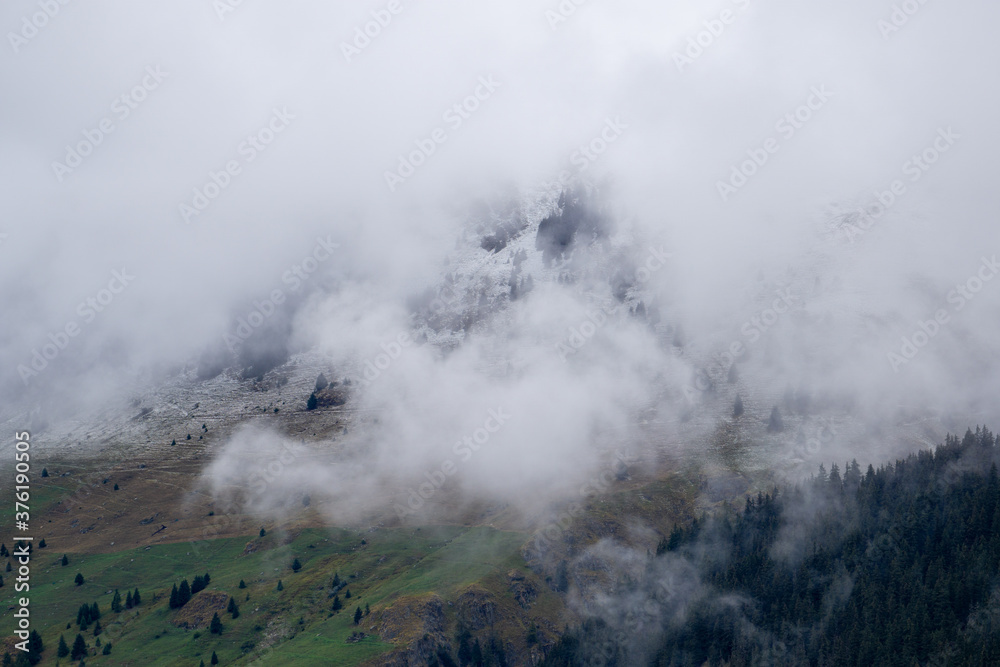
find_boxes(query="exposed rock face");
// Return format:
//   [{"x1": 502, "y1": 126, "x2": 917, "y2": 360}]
[
  {"x1": 315, "y1": 385, "x2": 349, "y2": 407},
  {"x1": 535, "y1": 191, "x2": 609, "y2": 265},
  {"x1": 368, "y1": 594, "x2": 451, "y2": 666},
  {"x1": 456, "y1": 585, "x2": 500, "y2": 631},
  {"x1": 375, "y1": 593, "x2": 446, "y2": 641},
  {"x1": 172, "y1": 590, "x2": 229, "y2": 629},
  {"x1": 507, "y1": 569, "x2": 538, "y2": 609}
]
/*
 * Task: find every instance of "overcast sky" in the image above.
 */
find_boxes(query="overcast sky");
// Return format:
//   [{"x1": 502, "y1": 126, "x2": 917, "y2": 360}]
[{"x1": 3, "y1": 0, "x2": 999, "y2": 443}]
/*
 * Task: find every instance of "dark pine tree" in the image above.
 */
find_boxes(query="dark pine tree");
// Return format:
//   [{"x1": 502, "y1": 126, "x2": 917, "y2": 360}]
[
  {"x1": 27, "y1": 630, "x2": 43, "y2": 664},
  {"x1": 210, "y1": 612, "x2": 223, "y2": 635},
  {"x1": 71, "y1": 634, "x2": 87, "y2": 661},
  {"x1": 178, "y1": 579, "x2": 191, "y2": 606},
  {"x1": 767, "y1": 405, "x2": 784, "y2": 432}
]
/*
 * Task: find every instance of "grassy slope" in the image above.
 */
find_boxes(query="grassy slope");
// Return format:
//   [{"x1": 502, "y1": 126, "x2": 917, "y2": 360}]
[
  {"x1": 2, "y1": 525, "x2": 529, "y2": 666},
  {"x1": 2, "y1": 450, "x2": 706, "y2": 666}
]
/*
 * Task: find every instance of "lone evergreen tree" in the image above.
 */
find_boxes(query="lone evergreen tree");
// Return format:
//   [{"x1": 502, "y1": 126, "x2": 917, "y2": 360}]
[
  {"x1": 61, "y1": 554, "x2": 68, "y2": 566},
  {"x1": 178, "y1": 579, "x2": 191, "y2": 606},
  {"x1": 41, "y1": 468, "x2": 48, "y2": 477},
  {"x1": 111, "y1": 590, "x2": 122, "y2": 613},
  {"x1": 332, "y1": 595, "x2": 342, "y2": 611},
  {"x1": 555, "y1": 560, "x2": 569, "y2": 592},
  {"x1": 74, "y1": 572, "x2": 84, "y2": 586},
  {"x1": 102, "y1": 642, "x2": 112, "y2": 655},
  {"x1": 211, "y1": 651, "x2": 219, "y2": 665},
  {"x1": 259, "y1": 527, "x2": 266, "y2": 537},
  {"x1": 767, "y1": 405, "x2": 784, "y2": 432},
  {"x1": 354, "y1": 606, "x2": 363, "y2": 625},
  {"x1": 474, "y1": 638, "x2": 486, "y2": 665},
  {"x1": 276, "y1": 580, "x2": 284, "y2": 591},
  {"x1": 126, "y1": 590, "x2": 134, "y2": 609},
  {"x1": 169, "y1": 584, "x2": 179, "y2": 609},
  {"x1": 307, "y1": 393, "x2": 318, "y2": 411},
  {"x1": 57, "y1": 635, "x2": 69, "y2": 658},
  {"x1": 238, "y1": 579, "x2": 246, "y2": 589},
  {"x1": 71, "y1": 634, "x2": 87, "y2": 661},
  {"x1": 292, "y1": 558, "x2": 301, "y2": 572},
  {"x1": 209, "y1": 612, "x2": 223, "y2": 635},
  {"x1": 28, "y1": 630, "x2": 43, "y2": 661},
  {"x1": 133, "y1": 587, "x2": 141, "y2": 606}
]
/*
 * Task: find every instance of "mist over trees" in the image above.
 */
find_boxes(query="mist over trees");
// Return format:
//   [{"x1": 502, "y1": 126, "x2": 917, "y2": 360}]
[{"x1": 543, "y1": 427, "x2": 1000, "y2": 667}]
